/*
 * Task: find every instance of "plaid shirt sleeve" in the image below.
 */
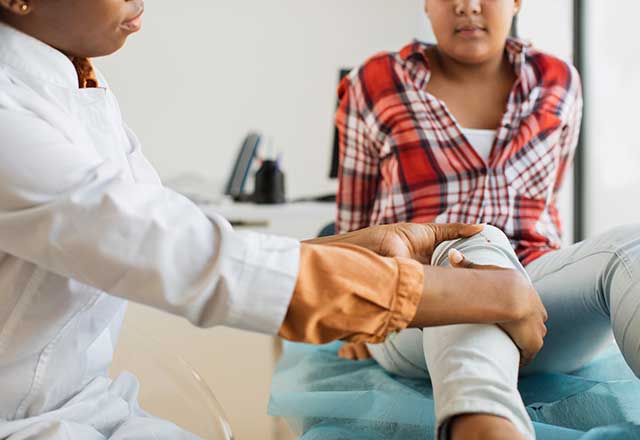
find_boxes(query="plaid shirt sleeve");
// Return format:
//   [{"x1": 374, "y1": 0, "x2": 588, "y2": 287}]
[{"x1": 335, "y1": 74, "x2": 381, "y2": 234}]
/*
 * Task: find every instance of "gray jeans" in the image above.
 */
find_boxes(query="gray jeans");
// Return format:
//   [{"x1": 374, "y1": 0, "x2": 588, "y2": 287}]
[{"x1": 367, "y1": 224, "x2": 640, "y2": 439}]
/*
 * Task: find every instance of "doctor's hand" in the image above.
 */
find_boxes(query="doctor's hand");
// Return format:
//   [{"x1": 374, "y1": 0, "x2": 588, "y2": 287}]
[
  {"x1": 449, "y1": 249, "x2": 548, "y2": 367},
  {"x1": 305, "y1": 222, "x2": 484, "y2": 264}
]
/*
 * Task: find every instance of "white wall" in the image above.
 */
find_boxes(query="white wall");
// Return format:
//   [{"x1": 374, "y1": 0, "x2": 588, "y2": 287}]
[
  {"x1": 96, "y1": 0, "x2": 431, "y2": 199},
  {"x1": 518, "y1": 0, "x2": 573, "y2": 60},
  {"x1": 584, "y1": 0, "x2": 640, "y2": 236}
]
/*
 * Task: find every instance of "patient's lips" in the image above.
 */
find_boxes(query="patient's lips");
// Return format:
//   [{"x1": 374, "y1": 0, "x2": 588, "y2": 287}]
[
  {"x1": 121, "y1": 4, "x2": 144, "y2": 33},
  {"x1": 455, "y1": 23, "x2": 487, "y2": 38}
]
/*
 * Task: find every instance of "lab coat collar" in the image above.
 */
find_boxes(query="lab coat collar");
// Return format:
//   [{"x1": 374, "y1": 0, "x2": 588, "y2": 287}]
[{"x1": 0, "y1": 21, "x2": 79, "y2": 89}]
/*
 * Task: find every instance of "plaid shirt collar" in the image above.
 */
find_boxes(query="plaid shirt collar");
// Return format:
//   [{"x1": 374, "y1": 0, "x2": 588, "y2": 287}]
[{"x1": 398, "y1": 37, "x2": 531, "y2": 94}]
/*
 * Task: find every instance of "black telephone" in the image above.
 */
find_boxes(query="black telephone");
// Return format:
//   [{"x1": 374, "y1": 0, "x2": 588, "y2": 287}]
[{"x1": 224, "y1": 132, "x2": 263, "y2": 201}]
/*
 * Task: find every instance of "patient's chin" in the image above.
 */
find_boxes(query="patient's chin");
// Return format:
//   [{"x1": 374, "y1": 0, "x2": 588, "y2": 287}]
[{"x1": 444, "y1": 44, "x2": 496, "y2": 66}]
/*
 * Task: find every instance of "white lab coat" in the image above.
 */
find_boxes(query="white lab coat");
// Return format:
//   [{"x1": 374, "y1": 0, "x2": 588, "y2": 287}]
[{"x1": 0, "y1": 22, "x2": 300, "y2": 438}]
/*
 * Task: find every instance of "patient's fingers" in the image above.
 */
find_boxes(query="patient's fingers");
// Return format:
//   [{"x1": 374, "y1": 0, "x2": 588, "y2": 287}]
[
  {"x1": 338, "y1": 342, "x2": 372, "y2": 361},
  {"x1": 353, "y1": 342, "x2": 372, "y2": 360},
  {"x1": 338, "y1": 343, "x2": 360, "y2": 360},
  {"x1": 337, "y1": 344, "x2": 354, "y2": 360}
]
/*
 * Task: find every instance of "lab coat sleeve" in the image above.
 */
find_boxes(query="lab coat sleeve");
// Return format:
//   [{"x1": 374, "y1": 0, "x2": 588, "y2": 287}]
[{"x1": 0, "y1": 109, "x2": 300, "y2": 335}]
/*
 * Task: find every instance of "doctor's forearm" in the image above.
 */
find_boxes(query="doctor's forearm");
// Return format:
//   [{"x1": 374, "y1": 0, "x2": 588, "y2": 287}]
[
  {"x1": 408, "y1": 266, "x2": 528, "y2": 328},
  {"x1": 278, "y1": 243, "x2": 528, "y2": 345},
  {"x1": 279, "y1": 242, "x2": 423, "y2": 344}
]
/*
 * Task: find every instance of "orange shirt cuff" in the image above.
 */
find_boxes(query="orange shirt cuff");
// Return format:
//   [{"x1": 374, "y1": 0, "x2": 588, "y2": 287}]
[{"x1": 278, "y1": 242, "x2": 423, "y2": 345}]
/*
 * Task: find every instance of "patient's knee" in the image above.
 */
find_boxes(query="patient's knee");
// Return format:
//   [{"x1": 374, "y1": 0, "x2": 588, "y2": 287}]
[
  {"x1": 476, "y1": 224, "x2": 512, "y2": 247},
  {"x1": 590, "y1": 224, "x2": 640, "y2": 260},
  {"x1": 598, "y1": 225, "x2": 640, "y2": 376},
  {"x1": 432, "y1": 224, "x2": 521, "y2": 273}
]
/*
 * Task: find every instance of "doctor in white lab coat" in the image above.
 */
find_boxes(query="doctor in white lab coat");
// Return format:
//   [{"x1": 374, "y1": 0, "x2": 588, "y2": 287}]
[{"x1": 0, "y1": 0, "x2": 548, "y2": 438}]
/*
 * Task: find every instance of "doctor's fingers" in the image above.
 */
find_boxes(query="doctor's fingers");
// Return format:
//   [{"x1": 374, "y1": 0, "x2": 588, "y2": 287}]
[
  {"x1": 426, "y1": 223, "x2": 485, "y2": 246},
  {"x1": 448, "y1": 249, "x2": 506, "y2": 271}
]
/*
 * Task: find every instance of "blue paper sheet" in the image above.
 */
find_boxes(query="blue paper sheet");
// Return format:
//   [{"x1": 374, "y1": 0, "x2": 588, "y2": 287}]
[{"x1": 269, "y1": 342, "x2": 640, "y2": 439}]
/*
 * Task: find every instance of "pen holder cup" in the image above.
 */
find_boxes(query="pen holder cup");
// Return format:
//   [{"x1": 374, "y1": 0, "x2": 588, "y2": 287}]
[{"x1": 253, "y1": 160, "x2": 286, "y2": 204}]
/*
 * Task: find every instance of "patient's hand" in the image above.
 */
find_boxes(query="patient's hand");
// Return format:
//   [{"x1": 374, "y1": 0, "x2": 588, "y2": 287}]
[
  {"x1": 338, "y1": 342, "x2": 372, "y2": 360},
  {"x1": 306, "y1": 223, "x2": 484, "y2": 264}
]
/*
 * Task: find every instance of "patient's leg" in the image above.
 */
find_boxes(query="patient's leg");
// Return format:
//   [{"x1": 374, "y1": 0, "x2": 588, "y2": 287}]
[{"x1": 367, "y1": 225, "x2": 535, "y2": 440}]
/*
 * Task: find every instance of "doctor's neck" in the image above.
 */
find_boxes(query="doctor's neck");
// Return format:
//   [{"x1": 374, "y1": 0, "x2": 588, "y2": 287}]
[{"x1": 0, "y1": 0, "x2": 144, "y2": 58}]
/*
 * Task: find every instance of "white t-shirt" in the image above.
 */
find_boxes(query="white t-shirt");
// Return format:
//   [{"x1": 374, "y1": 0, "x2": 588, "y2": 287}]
[{"x1": 461, "y1": 128, "x2": 497, "y2": 162}]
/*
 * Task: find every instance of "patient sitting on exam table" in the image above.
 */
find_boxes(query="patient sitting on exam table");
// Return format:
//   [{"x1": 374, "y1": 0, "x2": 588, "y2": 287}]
[
  {"x1": 333, "y1": 3, "x2": 640, "y2": 437},
  {"x1": 345, "y1": 225, "x2": 537, "y2": 439}
]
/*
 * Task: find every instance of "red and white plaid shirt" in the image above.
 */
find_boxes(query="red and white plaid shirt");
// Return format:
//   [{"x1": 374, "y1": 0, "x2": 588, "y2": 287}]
[{"x1": 336, "y1": 39, "x2": 583, "y2": 265}]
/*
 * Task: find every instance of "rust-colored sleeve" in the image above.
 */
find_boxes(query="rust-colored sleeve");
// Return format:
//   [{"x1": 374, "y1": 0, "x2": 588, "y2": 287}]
[{"x1": 278, "y1": 242, "x2": 423, "y2": 344}]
